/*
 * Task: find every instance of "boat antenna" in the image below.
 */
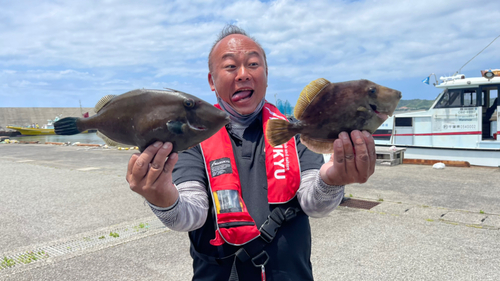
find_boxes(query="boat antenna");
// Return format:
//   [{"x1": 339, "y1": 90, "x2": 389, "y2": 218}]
[{"x1": 455, "y1": 34, "x2": 500, "y2": 75}]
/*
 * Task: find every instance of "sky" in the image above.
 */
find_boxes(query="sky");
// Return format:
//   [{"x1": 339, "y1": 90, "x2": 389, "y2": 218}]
[{"x1": 1, "y1": 0, "x2": 499, "y2": 108}]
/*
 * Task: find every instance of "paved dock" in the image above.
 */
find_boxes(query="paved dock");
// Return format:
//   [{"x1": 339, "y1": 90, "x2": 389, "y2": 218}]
[{"x1": 1, "y1": 143, "x2": 499, "y2": 280}]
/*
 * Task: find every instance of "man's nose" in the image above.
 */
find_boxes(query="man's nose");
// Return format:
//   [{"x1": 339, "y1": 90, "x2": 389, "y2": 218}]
[{"x1": 236, "y1": 66, "x2": 250, "y2": 81}]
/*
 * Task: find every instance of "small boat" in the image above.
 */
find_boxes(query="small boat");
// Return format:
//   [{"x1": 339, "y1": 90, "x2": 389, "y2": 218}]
[
  {"x1": 374, "y1": 69, "x2": 500, "y2": 167},
  {"x1": 6, "y1": 116, "x2": 59, "y2": 135}
]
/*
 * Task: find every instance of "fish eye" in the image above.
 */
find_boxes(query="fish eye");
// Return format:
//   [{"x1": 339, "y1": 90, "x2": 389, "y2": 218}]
[
  {"x1": 369, "y1": 87, "x2": 377, "y2": 95},
  {"x1": 183, "y1": 99, "x2": 195, "y2": 108}
]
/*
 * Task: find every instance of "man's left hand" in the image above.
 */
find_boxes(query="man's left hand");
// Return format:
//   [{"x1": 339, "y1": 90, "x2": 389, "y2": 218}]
[{"x1": 319, "y1": 130, "x2": 376, "y2": 186}]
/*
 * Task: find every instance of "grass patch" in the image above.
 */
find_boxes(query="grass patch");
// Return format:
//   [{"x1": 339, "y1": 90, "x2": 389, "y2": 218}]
[
  {"x1": 466, "y1": 224, "x2": 483, "y2": 229},
  {"x1": 18, "y1": 251, "x2": 45, "y2": 264},
  {"x1": 133, "y1": 222, "x2": 149, "y2": 232},
  {"x1": 1, "y1": 251, "x2": 49, "y2": 269},
  {"x1": 1, "y1": 257, "x2": 16, "y2": 269}
]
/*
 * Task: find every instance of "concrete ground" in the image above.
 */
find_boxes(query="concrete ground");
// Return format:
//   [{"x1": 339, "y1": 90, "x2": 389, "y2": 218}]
[{"x1": 0, "y1": 143, "x2": 499, "y2": 280}]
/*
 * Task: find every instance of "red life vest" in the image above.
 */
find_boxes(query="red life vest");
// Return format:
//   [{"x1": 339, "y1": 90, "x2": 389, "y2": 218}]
[{"x1": 199, "y1": 103, "x2": 301, "y2": 246}]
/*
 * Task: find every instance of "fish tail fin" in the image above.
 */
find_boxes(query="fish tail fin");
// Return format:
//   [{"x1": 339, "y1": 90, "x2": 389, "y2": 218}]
[
  {"x1": 266, "y1": 119, "x2": 298, "y2": 147},
  {"x1": 54, "y1": 117, "x2": 82, "y2": 135}
]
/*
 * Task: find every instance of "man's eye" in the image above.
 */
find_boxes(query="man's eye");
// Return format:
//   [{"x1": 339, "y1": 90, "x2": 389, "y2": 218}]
[
  {"x1": 225, "y1": 65, "x2": 236, "y2": 69},
  {"x1": 249, "y1": 62, "x2": 258, "y2": 67}
]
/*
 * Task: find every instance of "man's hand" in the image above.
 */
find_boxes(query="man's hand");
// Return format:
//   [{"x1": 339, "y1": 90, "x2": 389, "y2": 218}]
[
  {"x1": 126, "y1": 141, "x2": 179, "y2": 208},
  {"x1": 319, "y1": 130, "x2": 376, "y2": 186}
]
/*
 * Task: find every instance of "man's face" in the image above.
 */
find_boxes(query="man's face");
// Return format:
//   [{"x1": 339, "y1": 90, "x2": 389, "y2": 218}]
[{"x1": 208, "y1": 34, "x2": 268, "y2": 115}]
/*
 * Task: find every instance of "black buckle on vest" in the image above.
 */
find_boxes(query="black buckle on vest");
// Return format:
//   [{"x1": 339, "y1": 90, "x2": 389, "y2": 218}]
[
  {"x1": 284, "y1": 207, "x2": 299, "y2": 221},
  {"x1": 260, "y1": 209, "x2": 283, "y2": 243},
  {"x1": 259, "y1": 207, "x2": 300, "y2": 243}
]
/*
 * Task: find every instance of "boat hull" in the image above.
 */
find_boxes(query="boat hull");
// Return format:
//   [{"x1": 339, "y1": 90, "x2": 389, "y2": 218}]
[{"x1": 376, "y1": 144, "x2": 500, "y2": 167}]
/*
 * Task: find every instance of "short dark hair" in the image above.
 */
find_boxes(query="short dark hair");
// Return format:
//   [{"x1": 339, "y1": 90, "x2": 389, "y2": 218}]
[{"x1": 208, "y1": 24, "x2": 268, "y2": 72}]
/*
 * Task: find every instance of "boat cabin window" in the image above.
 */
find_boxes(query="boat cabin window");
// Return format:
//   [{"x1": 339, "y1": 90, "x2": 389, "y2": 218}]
[
  {"x1": 479, "y1": 86, "x2": 499, "y2": 107},
  {"x1": 435, "y1": 89, "x2": 479, "y2": 108},
  {"x1": 395, "y1": 117, "x2": 412, "y2": 127},
  {"x1": 436, "y1": 89, "x2": 462, "y2": 108},
  {"x1": 463, "y1": 89, "x2": 477, "y2": 107}
]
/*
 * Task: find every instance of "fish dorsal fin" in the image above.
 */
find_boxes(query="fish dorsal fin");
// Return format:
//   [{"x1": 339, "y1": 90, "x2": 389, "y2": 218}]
[
  {"x1": 294, "y1": 78, "x2": 330, "y2": 119},
  {"x1": 94, "y1": 95, "x2": 117, "y2": 113}
]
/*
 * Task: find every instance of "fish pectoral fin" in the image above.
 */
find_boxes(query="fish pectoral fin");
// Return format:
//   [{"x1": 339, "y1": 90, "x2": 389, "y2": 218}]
[
  {"x1": 94, "y1": 95, "x2": 117, "y2": 113},
  {"x1": 167, "y1": 121, "x2": 185, "y2": 134},
  {"x1": 357, "y1": 106, "x2": 368, "y2": 112},
  {"x1": 265, "y1": 119, "x2": 297, "y2": 147},
  {"x1": 294, "y1": 78, "x2": 330, "y2": 119}
]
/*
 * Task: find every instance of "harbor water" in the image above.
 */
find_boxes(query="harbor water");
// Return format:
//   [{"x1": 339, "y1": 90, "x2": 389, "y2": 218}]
[{"x1": 9, "y1": 132, "x2": 105, "y2": 145}]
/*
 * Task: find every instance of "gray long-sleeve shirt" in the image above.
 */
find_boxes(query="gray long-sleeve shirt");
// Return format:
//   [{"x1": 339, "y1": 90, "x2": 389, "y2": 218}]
[{"x1": 149, "y1": 169, "x2": 344, "y2": 231}]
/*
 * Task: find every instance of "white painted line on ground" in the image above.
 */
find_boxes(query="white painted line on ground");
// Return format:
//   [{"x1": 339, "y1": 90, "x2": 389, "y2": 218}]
[
  {"x1": 16, "y1": 160, "x2": 35, "y2": 163},
  {"x1": 76, "y1": 167, "x2": 101, "y2": 171}
]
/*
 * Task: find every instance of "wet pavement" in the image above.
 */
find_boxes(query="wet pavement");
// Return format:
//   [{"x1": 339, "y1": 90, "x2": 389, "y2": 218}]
[{"x1": 1, "y1": 143, "x2": 499, "y2": 280}]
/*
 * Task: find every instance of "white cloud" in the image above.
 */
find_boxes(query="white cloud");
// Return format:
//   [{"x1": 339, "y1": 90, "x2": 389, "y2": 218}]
[{"x1": 101, "y1": 79, "x2": 131, "y2": 85}]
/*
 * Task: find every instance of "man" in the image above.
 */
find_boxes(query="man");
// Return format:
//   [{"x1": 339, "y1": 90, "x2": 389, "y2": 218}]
[{"x1": 126, "y1": 25, "x2": 376, "y2": 281}]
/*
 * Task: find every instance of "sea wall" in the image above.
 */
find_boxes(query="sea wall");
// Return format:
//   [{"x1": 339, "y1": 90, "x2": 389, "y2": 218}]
[{"x1": 0, "y1": 107, "x2": 95, "y2": 130}]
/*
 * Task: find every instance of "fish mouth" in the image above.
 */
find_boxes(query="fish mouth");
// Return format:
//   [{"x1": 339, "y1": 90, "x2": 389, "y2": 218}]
[
  {"x1": 369, "y1": 104, "x2": 391, "y2": 121},
  {"x1": 186, "y1": 119, "x2": 207, "y2": 131},
  {"x1": 232, "y1": 88, "x2": 254, "y2": 103}
]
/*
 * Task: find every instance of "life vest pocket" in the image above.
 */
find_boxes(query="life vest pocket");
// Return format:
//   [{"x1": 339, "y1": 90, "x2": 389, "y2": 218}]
[
  {"x1": 218, "y1": 221, "x2": 255, "y2": 228},
  {"x1": 213, "y1": 189, "x2": 243, "y2": 214},
  {"x1": 211, "y1": 212, "x2": 260, "y2": 246}
]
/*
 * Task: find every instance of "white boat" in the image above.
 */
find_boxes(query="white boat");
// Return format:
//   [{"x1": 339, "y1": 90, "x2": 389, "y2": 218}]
[{"x1": 374, "y1": 69, "x2": 500, "y2": 167}]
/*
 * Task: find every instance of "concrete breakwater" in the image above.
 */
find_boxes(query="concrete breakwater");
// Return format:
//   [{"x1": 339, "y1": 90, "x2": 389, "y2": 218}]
[{"x1": 0, "y1": 107, "x2": 95, "y2": 130}]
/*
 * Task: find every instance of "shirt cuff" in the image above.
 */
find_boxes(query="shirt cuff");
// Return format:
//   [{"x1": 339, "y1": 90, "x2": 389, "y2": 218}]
[
  {"x1": 147, "y1": 197, "x2": 179, "y2": 211},
  {"x1": 316, "y1": 172, "x2": 344, "y2": 196}
]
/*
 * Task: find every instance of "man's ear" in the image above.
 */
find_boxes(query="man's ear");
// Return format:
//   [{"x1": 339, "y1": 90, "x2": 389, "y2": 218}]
[
  {"x1": 208, "y1": 73, "x2": 215, "y2": 91},
  {"x1": 266, "y1": 67, "x2": 269, "y2": 87}
]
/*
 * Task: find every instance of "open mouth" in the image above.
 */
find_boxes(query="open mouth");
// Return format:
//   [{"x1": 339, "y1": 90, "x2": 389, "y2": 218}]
[
  {"x1": 370, "y1": 104, "x2": 389, "y2": 121},
  {"x1": 232, "y1": 89, "x2": 254, "y2": 103},
  {"x1": 186, "y1": 120, "x2": 207, "y2": 131}
]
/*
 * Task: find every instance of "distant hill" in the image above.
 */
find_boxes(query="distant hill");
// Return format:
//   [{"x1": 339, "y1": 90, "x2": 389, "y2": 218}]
[
  {"x1": 276, "y1": 98, "x2": 436, "y2": 114},
  {"x1": 396, "y1": 99, "x2": 435, "y2": 111}
]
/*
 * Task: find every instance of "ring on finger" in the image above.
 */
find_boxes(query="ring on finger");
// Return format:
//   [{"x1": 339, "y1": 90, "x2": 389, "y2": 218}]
[{"x1": 345, "y1": 154, "x2": 354, "y2": 160}]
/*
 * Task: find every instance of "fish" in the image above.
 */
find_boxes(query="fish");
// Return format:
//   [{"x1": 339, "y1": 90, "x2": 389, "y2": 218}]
[
  {"x1": 266, "y1": 78, "x2": 402, "y2": 154},
  {"x1": 54, "y1": 89, "x2": 230, "y2": 152}
]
